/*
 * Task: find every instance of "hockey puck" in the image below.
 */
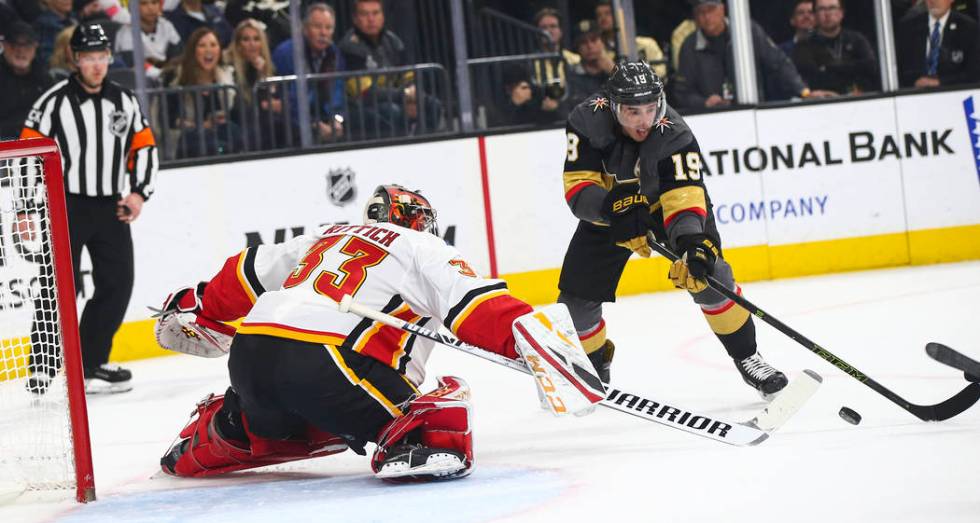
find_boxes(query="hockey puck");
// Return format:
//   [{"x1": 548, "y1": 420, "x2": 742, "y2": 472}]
[{"x1": 838, "y1": 406, "x2": 862, "y2": 425}]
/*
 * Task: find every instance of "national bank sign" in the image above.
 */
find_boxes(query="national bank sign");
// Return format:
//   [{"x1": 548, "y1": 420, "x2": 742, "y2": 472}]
[{"x1": 964, "y1": 96, "x2": 980, "y2": 186}]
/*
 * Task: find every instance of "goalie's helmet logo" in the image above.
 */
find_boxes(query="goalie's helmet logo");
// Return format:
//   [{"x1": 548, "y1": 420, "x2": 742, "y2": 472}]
[
  {"x1": 326, "y1": 167, "x2": 357, "y2": 206},
  {"x1": 108, "y1": 110, "x2": 129, "y2": 138}
]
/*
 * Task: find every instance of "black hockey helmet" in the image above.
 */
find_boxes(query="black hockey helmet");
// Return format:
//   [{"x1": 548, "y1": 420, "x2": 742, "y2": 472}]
[
  {"x1": 70, "y1": 23, "x2": 110, "y2": 53},
  {"x1": 605, "y1": 60, "x2": 668, "y2": 130},
  {"x1": 363, "y1": 185, "x2": 439, "y2": 236},
  {"x1": 606, "y1": 61, "x2": 665, "y2": 106}
]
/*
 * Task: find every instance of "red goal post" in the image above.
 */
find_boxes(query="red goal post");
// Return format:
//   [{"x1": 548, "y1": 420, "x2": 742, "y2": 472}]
[{"x1": 0, "y1": 138, "x2": 95, "y2": 503}]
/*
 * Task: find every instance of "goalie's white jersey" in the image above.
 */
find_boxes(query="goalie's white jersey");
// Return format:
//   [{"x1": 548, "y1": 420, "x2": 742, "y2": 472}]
[{"x1": 230, "y1": 223, "x2": 512, "y2": 386}]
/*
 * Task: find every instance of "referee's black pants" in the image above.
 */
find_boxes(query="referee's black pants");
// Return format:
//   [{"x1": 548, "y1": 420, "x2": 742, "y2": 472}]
[{"x1": 30, "y1": 195, "x2": 134, "y2": 375}]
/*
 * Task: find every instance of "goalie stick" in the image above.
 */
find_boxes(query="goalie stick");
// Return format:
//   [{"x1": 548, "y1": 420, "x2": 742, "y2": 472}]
[
  {"x1": 926, "y1": 343, "x2": 980, "y2": 383},
  {"x1": 647, "y1": 232, "x2": 980, "y2": 422},
  {"x1": 334, "y1": 295, "x2": 821, "y2": 447}
]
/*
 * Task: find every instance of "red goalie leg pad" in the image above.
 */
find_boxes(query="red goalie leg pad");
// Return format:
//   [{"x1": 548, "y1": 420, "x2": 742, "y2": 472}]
[
  {"x1": 371, "y1": 376, "x2": 474, "y2": 474},
  {"x1": 162, "y1": 394, "x2": 348, "y2": 477}
]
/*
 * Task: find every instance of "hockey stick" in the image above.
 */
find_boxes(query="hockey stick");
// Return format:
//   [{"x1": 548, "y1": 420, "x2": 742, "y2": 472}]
[
  {"x1": 647, "y1": 232, "x2": 980, "y2": 422},
  {"x1": 926, "y1": 343, "x2": 980, "y2": 382},
  {"x1": 333, "y1": 294, "x2": 822, "y2": 447}
]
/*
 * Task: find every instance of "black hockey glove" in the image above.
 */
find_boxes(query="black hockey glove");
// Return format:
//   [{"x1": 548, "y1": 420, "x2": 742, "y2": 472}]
[
  {"x1": 601, "y1": 184, "x2": 654, "y2": 257},
  {"x1": 668, "y1": 234, "x2": 719, "y2": 293}
]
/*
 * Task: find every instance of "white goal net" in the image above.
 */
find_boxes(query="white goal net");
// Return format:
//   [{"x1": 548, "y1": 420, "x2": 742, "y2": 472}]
[{"x1": 0, "y1": 141, "x2": 94, "y2": 503}]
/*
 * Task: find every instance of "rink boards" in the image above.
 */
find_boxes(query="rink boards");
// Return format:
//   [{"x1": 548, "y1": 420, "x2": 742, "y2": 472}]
[{"x1": 0, "y1": 87, "x2": 978, "y2": 367}]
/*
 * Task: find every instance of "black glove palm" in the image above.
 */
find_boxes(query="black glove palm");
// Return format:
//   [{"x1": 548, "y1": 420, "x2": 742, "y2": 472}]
[{"x1": 601, "y1": 184, "x2": 654, "y2": 257}]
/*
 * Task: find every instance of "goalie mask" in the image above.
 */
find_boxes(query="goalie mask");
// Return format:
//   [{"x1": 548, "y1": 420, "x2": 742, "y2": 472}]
[
  {"x1": 605, "y1": 61, "x2": 667, "y2": 140},
  {"x1": 363, "y1": 185, "x2": 439, "y2": 235}
]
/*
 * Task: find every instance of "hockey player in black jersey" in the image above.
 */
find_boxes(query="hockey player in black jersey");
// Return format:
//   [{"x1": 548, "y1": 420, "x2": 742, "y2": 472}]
[{"x1": 558, "y1": 61, "x2": 788, "y2": 398}]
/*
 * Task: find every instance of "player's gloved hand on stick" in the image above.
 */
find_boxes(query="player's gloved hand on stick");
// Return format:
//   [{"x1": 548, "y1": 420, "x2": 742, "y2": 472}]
[
  {"x1": 601, "y1": 184, "x2": 655, "y2": 257},
  {"x1": 668, "y1": 234, "x2": 718, "y2": 293}
]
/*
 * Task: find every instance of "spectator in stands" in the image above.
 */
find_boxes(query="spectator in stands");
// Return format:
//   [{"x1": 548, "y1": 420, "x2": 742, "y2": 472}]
[
  {"x1": 166, "y1": 0, "x2": 232, "y2": 47},
  {"x1": 673, "y1": 0, "x2": 813, "y2": 111},
  {"x1": 339, "y1": 0, "x2": 442, "y2": 137},
  {"x1": 34, "y1": 0, "x2": 76, "y2": 65},
  {"x1": 225, "y1": 0, "x2": 290, "y2": 50},
  {"x1": 166, "y1": 27, "x2": 240, "y2": 157},
  {"x1": 47, "y1": 24, "x2": 77, "y2": 81},
  {"x1": 792, "y1": 0, "x2": 878, "y2": 95},
  {"x1": 671, "y1": 18, "x2": 697, "y2": 71},
  {"x1": 896, "y1": 0, "x2": 980, "y2": 89},
  {"x1": 272, "y1": 3, "x2": 346, "y2": 143},
  {"x1": 595, "y1": 0, "x2": 667, "y2": 79},
  {"x1": 227, "y1": 18, "x2": 282, "y2": 149},
  {"x1": 489, "y1": 63, "x2": 562, "y2": 128},
  {"x1": 567, "y1": 20, "x2": 615, "y2": 104},
  {"x1": 532, "y1": 7, "x2": 578, "y2": 110},
  {"x1": 779, "y1": 0, "x2": 815, "y2": 56},
  {"x1": 0, "y1": 22, "x2": 51, "y2": 140},
  {"x1": 115, "y1": 0, "x2": 182, "y2": 82}
]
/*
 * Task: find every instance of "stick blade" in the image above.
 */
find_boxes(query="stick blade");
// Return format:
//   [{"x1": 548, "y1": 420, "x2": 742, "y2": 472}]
[
  {"x1": 747, "y1": 369, "x2": 823, "y2": 433},
  {"x1": 926, "y1": 342, "x2": 980, "y2": 378}
]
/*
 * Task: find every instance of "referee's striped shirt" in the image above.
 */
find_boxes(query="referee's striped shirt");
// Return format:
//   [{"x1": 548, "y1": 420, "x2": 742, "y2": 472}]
[{"x1": 20, "y1": 75, "x2": 158, "y2": 200}]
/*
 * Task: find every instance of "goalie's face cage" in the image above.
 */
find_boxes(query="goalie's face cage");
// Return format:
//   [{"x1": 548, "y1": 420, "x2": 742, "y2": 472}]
[{"x1": 364, "y1": 185, "x2": 439, "y2": 236}]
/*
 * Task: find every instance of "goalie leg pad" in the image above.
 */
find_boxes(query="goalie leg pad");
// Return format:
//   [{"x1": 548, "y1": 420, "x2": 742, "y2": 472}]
[
  {"x1": 161, "y1": 391, "x2": 348, "y2": 477},
  {"x1": 371, "y1": 376, "x2": 473, "y2": 482},
  {"x1": 513, "y1": 304, "x2": 606, "y2": 417}
]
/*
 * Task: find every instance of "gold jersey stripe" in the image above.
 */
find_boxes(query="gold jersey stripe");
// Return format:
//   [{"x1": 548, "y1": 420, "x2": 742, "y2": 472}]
[
  {"x1": 660, "y1": 186, "x2": 706, "y2": 222},
  {"x1": 563, "y1": 170, "x2": 614, "y2": 194}
]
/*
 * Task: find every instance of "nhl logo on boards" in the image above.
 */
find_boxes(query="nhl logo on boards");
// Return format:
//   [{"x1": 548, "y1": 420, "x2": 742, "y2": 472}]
[
  {"x1": 108, "y1": 110, "x2": 128, "y2": 138},
  {"x1": 326, "y1": 167, "x2": 357, "y2": 206}
]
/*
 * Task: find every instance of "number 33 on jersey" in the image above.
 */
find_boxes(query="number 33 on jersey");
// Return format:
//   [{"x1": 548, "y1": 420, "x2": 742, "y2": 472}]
[{"x1": 206, "y1": 222, "x2": 526, "y2": 386}]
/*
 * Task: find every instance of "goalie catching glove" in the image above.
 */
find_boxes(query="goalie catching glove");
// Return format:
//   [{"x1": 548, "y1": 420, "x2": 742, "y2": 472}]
[
  {"x1": 668, "y1": 234, "x2": 719, "y2": 293},
  {"x1": 512, "y1": 304, "x2": 606, "y2": 416},
  {"x1": 153, "y1": 283, "x2": 235, "y2": 358},
  {"x1": 602, "y1": 184, "x2": 655, "y2": 257}
]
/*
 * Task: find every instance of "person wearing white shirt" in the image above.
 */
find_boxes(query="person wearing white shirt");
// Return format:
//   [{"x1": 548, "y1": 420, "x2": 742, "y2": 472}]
[{"x1": 115, "y1": 0, "x2": 182, "y2": 80}]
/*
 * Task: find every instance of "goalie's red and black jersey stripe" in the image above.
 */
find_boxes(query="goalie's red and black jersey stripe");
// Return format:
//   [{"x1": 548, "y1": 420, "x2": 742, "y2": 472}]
[
  {"x1": 239, "y1": 246, "x2": 266, "y2": 300},
  {"x1": 444, "y1": 282, "x2": 509, "y2": 333},
  {"x1": 343, "y1": 295, "x2": 429, "y2": 371}
]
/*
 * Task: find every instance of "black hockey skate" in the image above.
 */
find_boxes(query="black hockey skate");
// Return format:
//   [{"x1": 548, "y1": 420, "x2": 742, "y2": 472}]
[
  {"x1": 735, "y1": 352, "x2": 788, "y2": 400},
  {"x1": 587, "y1": 340, "x2": 615, "y2": 383},
  {"x1": 375, "y1": 444, "x2": 469, "y2": 482},
  {"x1": 84, "y1": 364, "x2": 133, "y2": 394}
]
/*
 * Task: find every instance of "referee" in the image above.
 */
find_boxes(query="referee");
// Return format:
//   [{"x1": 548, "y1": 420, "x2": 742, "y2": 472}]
[{"x1": 20, "y1": 24, "x2": 158, "y2": 394}]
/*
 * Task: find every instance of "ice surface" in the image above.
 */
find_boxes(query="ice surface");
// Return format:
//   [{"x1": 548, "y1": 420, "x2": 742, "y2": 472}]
[{"x1": 2, "y1": 261, "x2": 979, "y2": 523}]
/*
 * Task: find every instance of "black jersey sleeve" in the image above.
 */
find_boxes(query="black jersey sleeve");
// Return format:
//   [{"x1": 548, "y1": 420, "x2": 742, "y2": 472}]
[
  {"x1": 655, "y1": 137, "x2": 708, "y2": 247},
  {"x1": 563, "y1": 121, "x2": 613, "y2": 223}
]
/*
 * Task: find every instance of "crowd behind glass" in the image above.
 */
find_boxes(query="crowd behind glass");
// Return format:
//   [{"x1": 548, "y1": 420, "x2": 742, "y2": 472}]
[{"x1": 1, "y1": 0, "x2": 978, "y2": 161}]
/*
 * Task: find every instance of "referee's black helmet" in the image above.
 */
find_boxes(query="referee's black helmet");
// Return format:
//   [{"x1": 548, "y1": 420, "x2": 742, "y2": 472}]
[{"x1": 70, "y1": 23, "x2": 110, "y2": 53}]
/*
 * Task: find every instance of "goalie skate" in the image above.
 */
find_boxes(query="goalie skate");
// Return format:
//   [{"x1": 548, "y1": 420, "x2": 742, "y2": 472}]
[{"x1": 374, "y1": 444, "x2": 469, "y2": 481}]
